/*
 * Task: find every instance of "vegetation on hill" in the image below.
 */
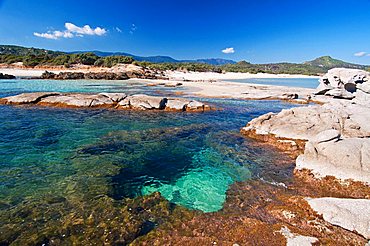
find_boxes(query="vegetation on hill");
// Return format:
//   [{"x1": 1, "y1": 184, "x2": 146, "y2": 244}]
[
  {"x1": 0, "y1": 45, "x2": 369, "y2": 75},
  {"x1": 304, "y1": 56, "x2": 367, "y2": 70},
  {"x1": 0, "y1": 51, "x2": 134, "y2": 68}
]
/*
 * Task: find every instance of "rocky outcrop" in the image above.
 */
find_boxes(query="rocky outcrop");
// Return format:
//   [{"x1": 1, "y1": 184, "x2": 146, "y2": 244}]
[
  {"x1": 307, "y1": 197, "x2": 370, "y2": 239},
  {"x1": 297, "y1": 133, "x2": 370, "y2": 184},
  {"x1": 0, "y1": 73, "x2": 16, "y2": 79},
  {"x1": 242, "y1": 101, "x2": 370, "y2": 140},
  {"x1": 241, "y1": 100, "x2": 370, "y2": 183},
  {"x1": 1, "y1": 92, "x2": 60, "y2": 104},
  {"x1": 40, "y1": 69, "x2": 168, "y2": 80},
  {"x1": 0, "y1": 92, "x2": 211, "y2": 112},
  {"x1": 40, "y1": 94, "x2": 115, "y2": 107},
  {"x1": 119, "y1": 94, "x2": 167, "y2": 110},
  {"x1": 315, "y1": 68, "x2": 370, "y2": 101}
]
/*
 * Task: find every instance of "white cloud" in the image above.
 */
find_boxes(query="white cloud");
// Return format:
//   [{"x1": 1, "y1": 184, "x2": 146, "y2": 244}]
[
  {"x1": 222, "y1": 47, "x2": 235, "y2": 54},
  {"x1": 34, "y1": 22, "x2": 107, "y2": 40},
  {"x1": 129, "y1": 24, "x2": 137, "y2": 34},
  {"x1": 354, "y1": 51, "x2": 367, "y2": 57},
  {"x1": 65, "y1": 23, "x2": 106, "y2": 36}
]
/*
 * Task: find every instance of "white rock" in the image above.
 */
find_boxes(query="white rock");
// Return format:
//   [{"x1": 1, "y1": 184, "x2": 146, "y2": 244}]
[
  {"x1": 99, "y1": 93, "x2": 127, "y2": 102},
  {"x1": 296, "y1": 138, "x2": 370, "y2": 184},
  {"x1": 307, "y1": 197, "x2": 370, "y2": 239},
  {"x1": 310, "y1": 129, "x2": 340, "y2": 144},
  {"x1": 187, "y1": 100, "x2": 205, "y2": 110},
  {"x1": 41, "y1": 94, "x2": 114, "y2": 107},
  {"x1": 118, "y1": 94, "x2": 167, "y2": 109},
  {"x1": 279, "y1": 226, "x2": 318, "y2": 246},
  {"x1": 4, "y1": 92, "x2": 60, "y2": 104},
  {"x1": 165, "y1": 98, "x2": 189, "y2": 111}
]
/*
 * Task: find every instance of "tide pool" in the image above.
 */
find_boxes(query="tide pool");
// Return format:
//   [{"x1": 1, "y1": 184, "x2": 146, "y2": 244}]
[{"x1": 0, "y1": 79, "x2": 297, "y2": 244}]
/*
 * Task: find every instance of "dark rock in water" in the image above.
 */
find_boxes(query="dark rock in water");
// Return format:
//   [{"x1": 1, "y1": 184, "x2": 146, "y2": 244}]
[
  {"x1": 40, "y1": 69, "x2": 167, "y2": 80},
  {"x1": 41, "y1": 71, "x2": 129, "y2": 80},
  {"x1": 0, "y1": 73, "x2": 16, "y2": 79}
]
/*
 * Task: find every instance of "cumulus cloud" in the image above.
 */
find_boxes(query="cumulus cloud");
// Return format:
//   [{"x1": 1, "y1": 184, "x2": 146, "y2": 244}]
[
  {"x1": 34, "y1": 22, "x2": 107, "y2": 40},
  {"x1": 354, "y1": 51, "x2": 367, "y2": 57},
  {"x1": 222, "y1": 47, "x2": 235, "y2": 54}
]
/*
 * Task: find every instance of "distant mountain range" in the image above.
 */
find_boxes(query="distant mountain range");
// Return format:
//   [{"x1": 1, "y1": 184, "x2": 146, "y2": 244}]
[{"x1": 0, "y1": 45, "x2": 369, "y2": 70}]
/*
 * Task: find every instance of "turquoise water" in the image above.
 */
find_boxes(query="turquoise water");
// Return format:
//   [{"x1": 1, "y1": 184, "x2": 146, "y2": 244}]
[
  {"x1": 0, "y1": 78, "x2": 181, "y2": 96},
  {"x1": 227, "y1": 77, "x2": 319, "y2": 88},
  {"x1": 0, "y1": 79, "x2": 297, "y2": 243}
]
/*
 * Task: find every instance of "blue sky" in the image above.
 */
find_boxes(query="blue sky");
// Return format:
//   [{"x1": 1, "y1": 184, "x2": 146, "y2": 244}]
[{"x1": 0, "y1": 0, "x2": 369, "y2": 64}]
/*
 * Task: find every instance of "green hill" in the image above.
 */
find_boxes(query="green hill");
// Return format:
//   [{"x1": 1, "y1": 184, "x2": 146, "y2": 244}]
[
  {"x1": 0, "y1": 45, "x2": 63, "y2": 56},
  {"x1": 304, "y1": 56, "x2": 367, "y2": 70}
]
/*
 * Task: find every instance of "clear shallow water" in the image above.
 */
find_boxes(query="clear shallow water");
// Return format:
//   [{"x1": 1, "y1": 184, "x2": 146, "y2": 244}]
[
  {"x1": 0, "y1": 78, "x2": 181, "y2": 97},
  {"x1": 0, "y1": 79, "x2": 298, "y2": 243},
  {"x1": 227, "y1": 77, "x2": 319, "y2": 88}
]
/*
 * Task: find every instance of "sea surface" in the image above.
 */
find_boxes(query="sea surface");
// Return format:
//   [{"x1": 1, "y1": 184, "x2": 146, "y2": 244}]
[
  {"x1": 226, "y1": 77, "x2": 319, "y2": 88},
  {"x1": 0, "y1": 79, "x2": 299, "y2": 244}
]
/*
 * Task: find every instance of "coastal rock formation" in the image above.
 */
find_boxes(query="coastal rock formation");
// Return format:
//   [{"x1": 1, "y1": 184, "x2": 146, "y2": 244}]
[
  {"x1": 0, "y1": 92, "x2": 211, "y2": 112},
  {"x1": 0, "y1": 73, "x2": 16, "y2": 79},
  {"x1": 1, "y1": 92, "x2": 60, "y2": 104},
  {"x1": 242, "y1": 101, "x2": 370, "y2": 140},
  {"x1": 315, "y1": 68, "x2": 370, "y2": 100},
  {"x1": 40, "y1": 94, "x2": 115, "y2": 107},
  {"x1": 297, "y1": 135, "x2": 370, "y2": 184},
  {"x1": 119, "y1": 94, "x2": 167, "y2": 110},
  {"x1": 242, "y1": 100, "x2": 370, "y2": 183},
  {"x1": 307, "y1": 197, "x2": 370, "y2": 239}
]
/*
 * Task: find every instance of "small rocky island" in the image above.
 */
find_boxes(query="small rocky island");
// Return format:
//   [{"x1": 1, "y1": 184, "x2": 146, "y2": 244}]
[{"x1": 0, "y1": 92, "x2": 211, "y2": 112}]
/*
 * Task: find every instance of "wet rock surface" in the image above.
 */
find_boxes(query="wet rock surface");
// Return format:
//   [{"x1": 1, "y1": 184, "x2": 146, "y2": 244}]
[{"x1": 1, "y1": 92, "x2": 211, "y2": 112}]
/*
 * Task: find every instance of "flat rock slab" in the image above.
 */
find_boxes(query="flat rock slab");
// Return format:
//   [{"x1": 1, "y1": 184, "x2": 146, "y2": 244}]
[
  {"x1": 119, "y1": 94, "x2": 167, "y2": 110},
  {"x1": 297, "y1": 137, "x2": 370, "y2": 184},
  {"x1": 3, "y1": 92, "x2": 60, "y2": 104},
  {"x1": 40, "y1": 94, "x2": 114, "y2": 107},
  {"x1": 307, "y1": 197, "x2": 370, "y2": 239},
  {"x1": 1, "y1": 92, "x2": 211, "y2": 112},
  {"x1": 243, "y1": 101, "x2": 370, "y2": 140}
]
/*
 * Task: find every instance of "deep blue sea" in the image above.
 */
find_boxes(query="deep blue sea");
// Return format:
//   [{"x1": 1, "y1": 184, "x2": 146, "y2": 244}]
[
  {"x1": 227, "y1": 77, "x2": 319, "y2": 88},
  {"x1": 0, "y1": 79, "x2": 299, "y2": 244}
]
